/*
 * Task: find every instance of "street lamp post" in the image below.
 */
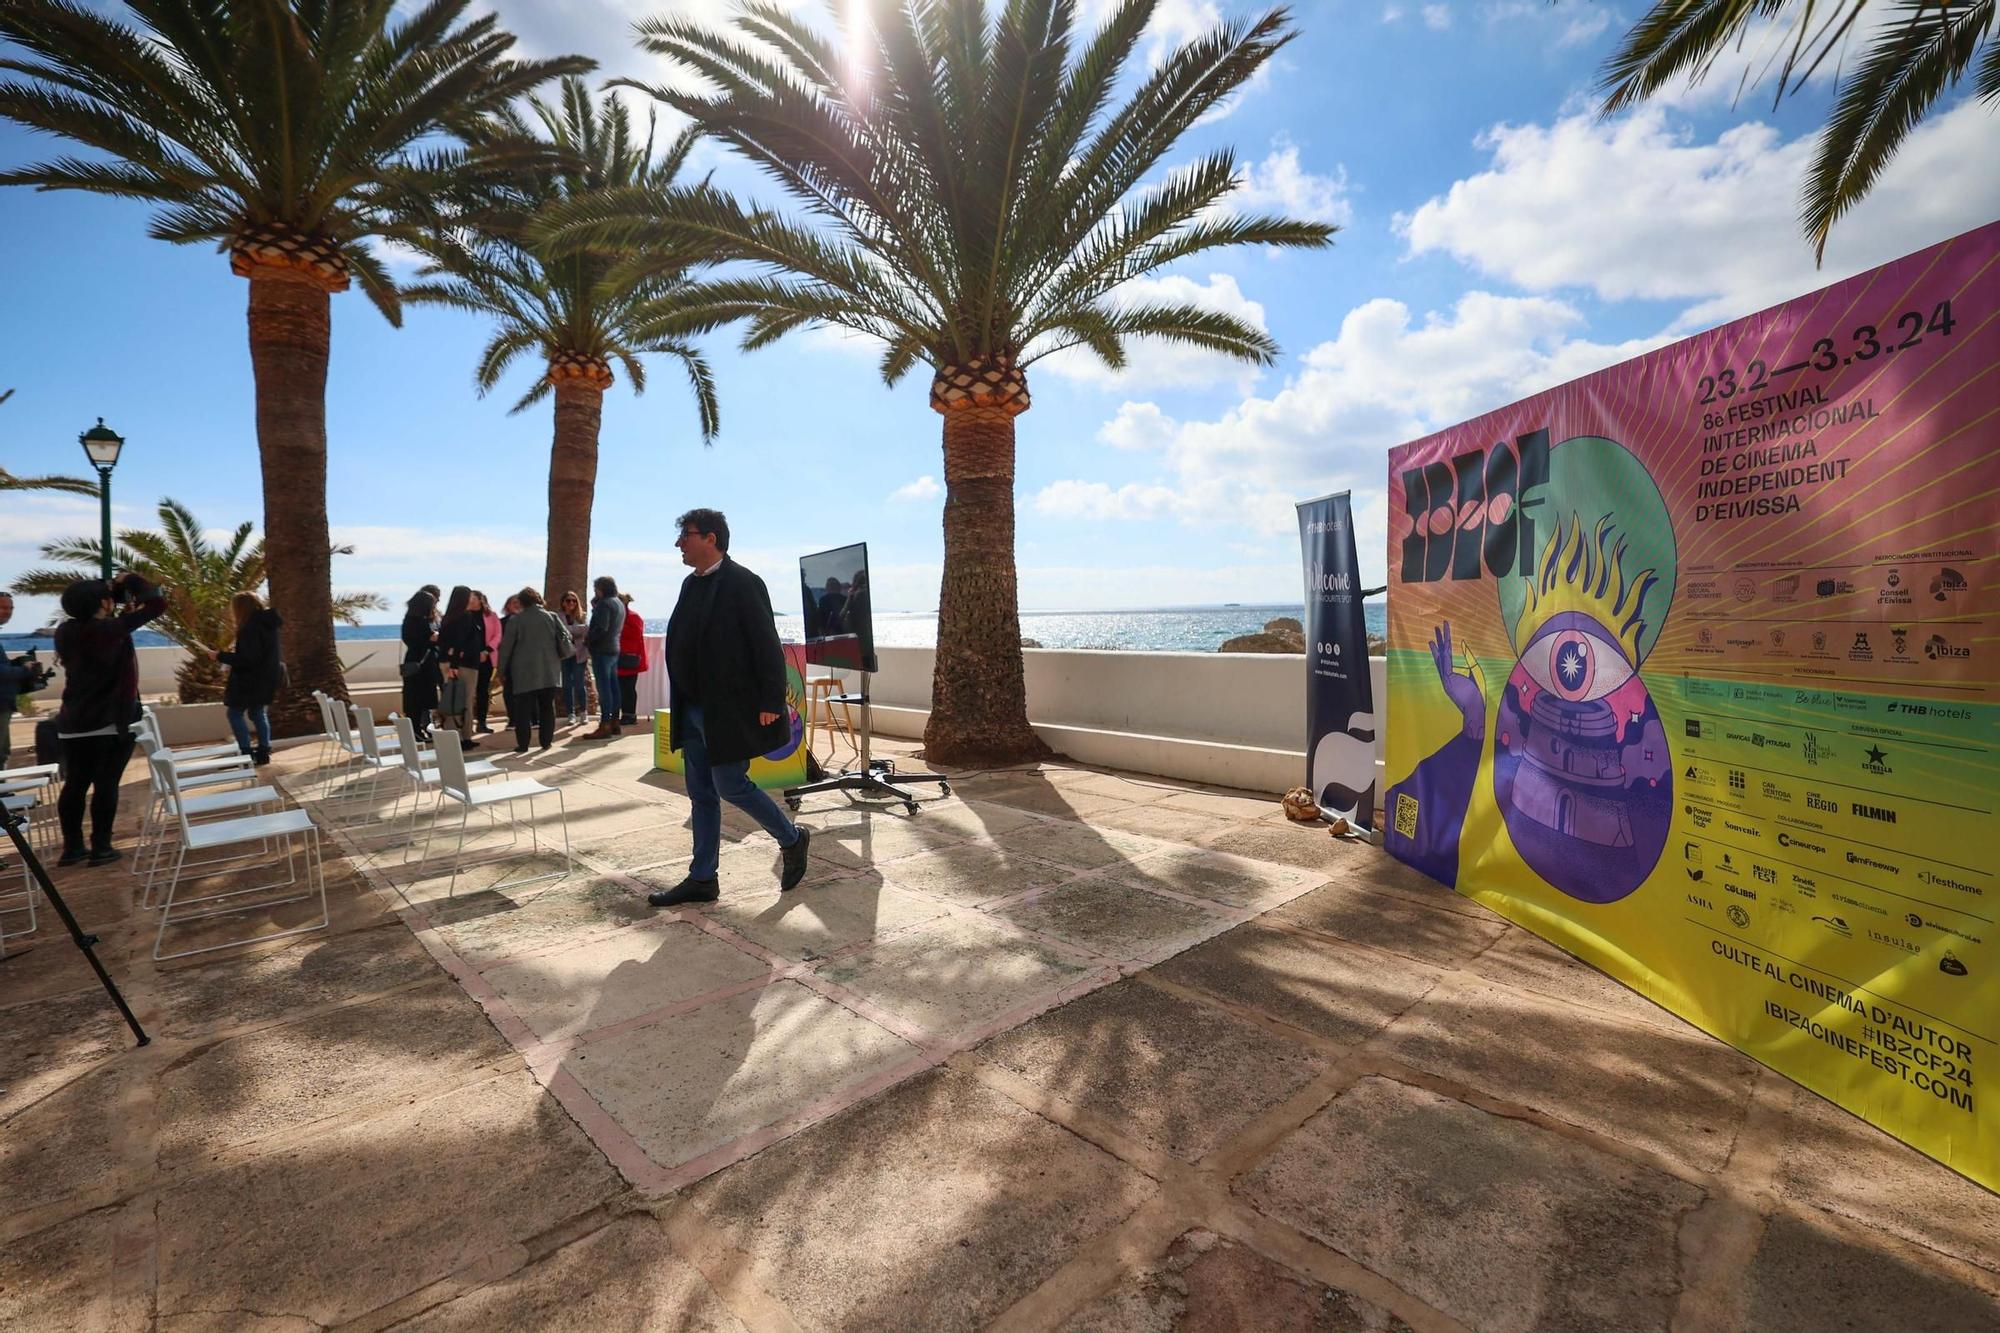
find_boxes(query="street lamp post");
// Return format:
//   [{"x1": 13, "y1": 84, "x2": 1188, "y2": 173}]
[{"x1": 78, "y1": 419, "x2": 124, "y2": 583}]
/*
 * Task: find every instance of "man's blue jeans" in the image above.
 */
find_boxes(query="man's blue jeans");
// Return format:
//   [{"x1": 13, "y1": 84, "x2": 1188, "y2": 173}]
[
  {"x1": 682, "y1": 703, "x2": 799, "y2": 880},
  {"x1": 591, "y1": 652, "x2": 622, "y2": 724},
  {"x1": 226, "y1": 704, "x2": 271, "y2": 754}
]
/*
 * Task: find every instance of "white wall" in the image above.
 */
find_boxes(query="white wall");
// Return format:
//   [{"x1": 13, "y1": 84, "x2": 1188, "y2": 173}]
[
  {"x1": 64, "y1": 640, "x2": 1389, "y2": 796},
  {"x1": 819, "y1": 646, "x2": 1388, "y2": 795}
]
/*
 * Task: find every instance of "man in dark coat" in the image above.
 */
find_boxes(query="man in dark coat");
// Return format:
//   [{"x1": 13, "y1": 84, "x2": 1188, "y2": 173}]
[{"x1": 648, "y1": 508, "x2": 811, "y2": 906}]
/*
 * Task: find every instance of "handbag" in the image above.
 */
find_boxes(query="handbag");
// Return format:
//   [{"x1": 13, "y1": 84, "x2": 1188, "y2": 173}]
[{"x1": 617, "y1": 651, "x2": 640, "y2": 671}]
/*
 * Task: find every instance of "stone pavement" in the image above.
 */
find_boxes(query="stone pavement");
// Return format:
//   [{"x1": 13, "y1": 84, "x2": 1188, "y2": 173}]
[{"x1": 2, "y1": 716, "x2": 1996, "y2": 1330}]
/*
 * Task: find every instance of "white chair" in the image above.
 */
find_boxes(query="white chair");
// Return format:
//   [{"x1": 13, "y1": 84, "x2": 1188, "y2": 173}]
[
  {"x1": 0, "y1": 764, "x2": 60, "y2": 856},
  {"x1": 134, "y1": 729, "x2": 256, "y2": 868},
  {"x1": 148, "y1": 753, "x2": 326, "y2": 961},
  {"x1": 138, "y1": 709, "x2": 243, "y2": 762},
  {"x1": 388, "y1": 712, "x2": 500, "y2": 835},
  {"x1": 137, "y1": 770, "x2": 287, "y2": 907},
  {"x1": 314, "y1": 690, "x2": 396, "y2": 776},
  {"x1": 418, "y1": 728, "x2": 570, "y2": 896},
  {"x1": 0, "y1": 798, "x2": 40, "y2": 956}
]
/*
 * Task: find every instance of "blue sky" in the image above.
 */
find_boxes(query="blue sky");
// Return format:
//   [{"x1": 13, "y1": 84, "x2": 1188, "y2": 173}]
[{"x1": 3, "y1": 0, "x2": 1996, "y2": 631}]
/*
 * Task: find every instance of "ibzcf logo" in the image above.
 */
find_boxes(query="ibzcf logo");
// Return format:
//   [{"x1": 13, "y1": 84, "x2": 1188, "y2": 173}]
[{"x1": 1399, "y1": 428, "x2": 1549, "y2": 585}]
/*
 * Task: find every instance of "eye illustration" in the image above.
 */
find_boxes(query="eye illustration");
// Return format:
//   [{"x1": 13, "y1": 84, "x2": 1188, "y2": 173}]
[{"x1": 1519, "y1": 624, "x2": 1634, "y2": 703}]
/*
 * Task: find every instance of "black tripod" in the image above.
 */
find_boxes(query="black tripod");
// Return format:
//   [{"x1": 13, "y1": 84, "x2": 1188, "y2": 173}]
[
  {"x1": 1, "y1": 809, "x2": 149, "y2": 1046},
  {"x1": 784, "y1": 680, "x2": 949, "y2": 815}
]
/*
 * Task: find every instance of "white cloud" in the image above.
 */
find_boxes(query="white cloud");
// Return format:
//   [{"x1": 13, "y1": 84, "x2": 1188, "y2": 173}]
[
  {"x1": 1232, "y1": 142, "x2": 1352, "y2": 225},
  {"x1": 1033, "y1": 291, "x2": 1669, "y2": 580},
  {"x1": 1422, "y1": 5, "x2": 1452, "y2": 31},
  {"x1": 1556, "y1": 10, "x2": 1612, "y2": 47},
  {"x1": 1399, "y1": 99, "x2": 2000, "y2": 330},
  {"x1": 889, "y1": 474, "x2": 941, "y2": 502},
  {"x1": 1038, "y1": 271, "x2": 1270, "y2": 392},
  {"x1": 1382, "y1": 5, "x2": 1405, "y2": 23}
]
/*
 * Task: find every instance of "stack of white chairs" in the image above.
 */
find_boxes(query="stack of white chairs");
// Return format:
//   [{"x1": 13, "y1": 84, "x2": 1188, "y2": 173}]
[
  {"x1": 147, "y1": 752, "x2": 326, "y2": 961},
  {"x1": 137, "y1": 760, "x2": 288, "y2": 908},
  {"x1": 416, "y1": 728, "x2": 570, "y2": 897},
  {"x1": 311, "y1": 690, "x2": 398, "y2": 786},
  {"x1": 0, "y1": 763, "x2": 59, "y2": 956}
]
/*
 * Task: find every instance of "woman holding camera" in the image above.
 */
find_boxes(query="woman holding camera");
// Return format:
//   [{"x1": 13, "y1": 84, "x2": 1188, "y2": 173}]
[
  {"x1": 53, "y1": 571, "x2": 166, "y2": 866},
  {"x1": 213, "y1": 593, "x2": 283, "y2": 765}
]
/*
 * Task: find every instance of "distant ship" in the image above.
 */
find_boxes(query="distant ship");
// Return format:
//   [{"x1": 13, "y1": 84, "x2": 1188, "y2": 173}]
[{"x1": 1224, "y1": 602, "x2": 1241, "y2": 607}]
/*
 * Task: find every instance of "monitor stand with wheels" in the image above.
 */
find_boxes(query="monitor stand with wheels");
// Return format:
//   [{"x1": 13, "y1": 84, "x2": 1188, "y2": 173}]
[{"x1": 784, "y1": 678, "x2": 949, "y2": 815}]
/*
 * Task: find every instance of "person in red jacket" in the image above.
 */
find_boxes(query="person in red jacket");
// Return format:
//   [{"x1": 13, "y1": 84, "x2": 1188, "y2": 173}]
[{"x1": 616, "y1": 592, "x2": 648, "y2": 727}]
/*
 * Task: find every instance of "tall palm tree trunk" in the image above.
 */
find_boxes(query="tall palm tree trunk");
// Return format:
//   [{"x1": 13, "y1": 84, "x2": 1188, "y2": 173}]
[
  {"x1": 247, "y1": 268, "x2": 342, "y2": 735},
  {"x1": 924, "y1": 402, "x2": 1052, "y2": 765},
  {"x1": 544, "y1": 370, "x2": 607, "y2": 605}
]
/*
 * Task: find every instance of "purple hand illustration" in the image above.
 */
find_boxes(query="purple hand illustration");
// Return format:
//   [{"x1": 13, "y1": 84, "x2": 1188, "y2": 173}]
[{"x1": 1429, "y1": 622, "x2": 1485, "y2": 741}]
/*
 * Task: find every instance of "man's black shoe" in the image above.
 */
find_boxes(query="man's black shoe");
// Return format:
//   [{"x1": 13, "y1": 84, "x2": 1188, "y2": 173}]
[
  {"x1": 780, "y1": 825, "x2": 811, "y2": 891},
  {"x1": 56, "y1": 848, "x2": 87, "y2": 867},
  {"x1": 648, "y1": 877, "x2": 719, "y2": 907},
  {"x1": 87, "y1": 848, "x2": 122, "y2": 866}
]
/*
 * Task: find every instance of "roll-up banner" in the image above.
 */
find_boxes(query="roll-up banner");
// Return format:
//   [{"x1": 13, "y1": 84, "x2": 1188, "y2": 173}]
[
  {"x1": 1383, "y1": 221, "x2": 1997, "y2": 1188},
  {"x1": 1299, "y1": 490, "x2": 1377, "y2": 829}
]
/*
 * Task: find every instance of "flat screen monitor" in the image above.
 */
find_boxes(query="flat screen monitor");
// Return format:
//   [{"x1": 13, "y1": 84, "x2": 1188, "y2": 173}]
[{"x1": 800, "y1": 542, "x2": 876, "y2": 673}]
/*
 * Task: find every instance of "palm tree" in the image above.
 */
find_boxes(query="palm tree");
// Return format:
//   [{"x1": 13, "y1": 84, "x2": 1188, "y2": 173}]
[
  {"x1": 404, "y1": 77, "x2": 720, "y2": 604},
  {"x1": 1597, "y1": 2, "x2": 1998, "y2": 258},
  {"x1": 544, "y1": 0, "x2": 1334, "y2": 764},
  {"x1": 0, "y1": 1, "x2": 587, "y2": 732},
  {"x1": 13, "y1": 497, "x2": 385, "y2": 702},
  {"x1": 0, "y1": 388, "x2": 97, "y2": 495}
]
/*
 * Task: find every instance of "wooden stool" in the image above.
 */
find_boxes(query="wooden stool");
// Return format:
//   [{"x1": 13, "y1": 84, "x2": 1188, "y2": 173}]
[{"x1": 806, "y1": 676, "x2": 857, "y2": 762}]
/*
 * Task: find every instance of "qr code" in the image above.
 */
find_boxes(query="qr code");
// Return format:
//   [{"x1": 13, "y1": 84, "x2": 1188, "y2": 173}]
[{"x1": 1394, "y1": 793, "x2": 1418, "y2": 840}]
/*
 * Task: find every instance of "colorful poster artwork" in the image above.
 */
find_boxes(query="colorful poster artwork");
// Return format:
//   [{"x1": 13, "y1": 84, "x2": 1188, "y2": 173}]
[
  {"x1": 1384, "y1": 222, "x2": 1998, "y2": 1189},
  {"x1": 654, "y1": 642, "x2": 811, "y2": 791}
]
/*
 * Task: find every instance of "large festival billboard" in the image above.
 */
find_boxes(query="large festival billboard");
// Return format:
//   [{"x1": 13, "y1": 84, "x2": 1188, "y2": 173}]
[{"x1": 1383, "y1": 222, "x2": 1997, "y2": 1188}]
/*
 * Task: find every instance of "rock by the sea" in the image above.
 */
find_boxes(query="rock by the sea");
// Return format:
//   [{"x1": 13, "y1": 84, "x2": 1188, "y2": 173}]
[
  {"x1": 1020, "y1": 637, "x2": 1043, "y2": 649},
  {"x1": 1220, "y1": 617, "x2": 1306, "y2": 654}
]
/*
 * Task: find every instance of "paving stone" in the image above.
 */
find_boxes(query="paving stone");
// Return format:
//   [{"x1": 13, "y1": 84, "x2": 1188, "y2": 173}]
[
  {"x1": 1101, "y1": 846, "x2": 1320, "y2": 911},
  {"x1": 0, "y1": 1061, "x2": 134, "y2": 1220},
  {"x1": 485, "y1": 919, "x2": 770, "y2": 1041},
  {"x1": 158, "y1": 979, "x2": 513, "y2": 1168},
  {"x1": 1151, "y1": 922, "x2": 1442, "y2": 1045},
  {"x1": 1239, "y1": 1077, "x2": 1700, "y2": 1333},
  {"x1": 1769, "y1": 1083, "x2": 2000, "y2": 1275},
  {"x1": 813, "y1": 913, "x2": 1099, "y2": 1039},
  {"x1": 1153, "y1": 788, "x2": 1281, "y2": 821},
  {"x1": 393, "y1": 849, "x2": 579, "y2": 912},
  {"x1": 572, "y1": 820, "x2": 695, "y2": 871},
  {"x1": 693, "y1": 879, "x2": 948, "y2": 962},
  {"x1": 156, "y1": 1071, "x2": 620, "y2": 1329},
  {"x1": 1469, "y1": 927, "x2": 1692, "y2": 1032},
  {"x1": 993, "y1": 819, "x2": 1169, "y2": 872},
  {"x1": 1053, "y1": 771, "x2": 1185, "y2": 805},
  {"x1": 1061, "y1": 1228, "x2": 1413, "y2": 1333},
  {"x1": 882, "y1": 796, "x2": 1039, "y2": 841},
  {"x1": 1344, "y1": 851, "x2": 1496, "y2": 919},
  {"x1": 977, "y1": 780, "x2": 1139, "y2": 820},
  {"x1": 0, "y1": 985, "x2": 138, "y2": 1117},
  {"x1": 1086, "y1": 802, "x2": 1249, "y2": 848},
  {"x1": 1375, "y1": 975, "x2": 1760, "y2": 1173},
  {"x1": 1191, "y1": 820, "x2": 1353, "y2": 876},
  {"x1": 430, "y1": 872, "x2": 652, "y2": 967},
  {"x1": 1270, "y1": 882, "x2": 1508, "y2": 968},
  {"x1": 996, "y1": 878, "x2": 1231, "y2": 963},
  {"x1": 877, "y1": 841, "x2": 1076, "y2": 908},
  {"x1": 982, "y1": 981, "x2": 1327, "y2": 1162},
  {"x1": 791, "y1": 809, "x2": 974, "y2": 868},
  {"x1": 398, "y1": 1214, "x2": 746, "y2": 1332},
  {"x1": 0, "y1": 1206, "x2": 148, "y2": 1332},
  {"x1": 564, "y1": 980, "x2": 916, "y2": 1170},
  {"x1": 1744, "y1": 1209, "x2": 2000, "y2": 1329},
  {"x1": 688, "y1": 1066, "x2": 1154, "y2": 1332}
]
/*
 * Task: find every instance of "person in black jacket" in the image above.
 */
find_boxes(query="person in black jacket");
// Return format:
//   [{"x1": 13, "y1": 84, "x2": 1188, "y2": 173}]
[
  {"x1": 436, "y1": 585, "x2": 485, "y2": 747},
  {"x1": 584, "y1": 575, "x2": 626, "y2": 738},
  {"x1": 52, "y1": 572, "x2": 167, "y2": 865},
  {"x1": 648, "y1": 508, "x2": 810, "y2": 907},
  {"x1": 213, "y1": 592, "x2": 283, "y2": 765},
  {"x1": 400, "y1": 590, "x2": 442, "y2": 740}
]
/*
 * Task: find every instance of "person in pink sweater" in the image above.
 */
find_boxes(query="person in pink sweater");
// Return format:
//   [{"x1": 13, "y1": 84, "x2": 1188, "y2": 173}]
[{"x1": 472, "y1": 590, "x2": 503, "y2": 735}]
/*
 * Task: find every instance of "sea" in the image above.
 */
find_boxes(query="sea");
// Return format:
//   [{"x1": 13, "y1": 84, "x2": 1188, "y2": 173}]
[{"x1": 3, "y1": 602, "x2": 1387, "y2": 655}]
